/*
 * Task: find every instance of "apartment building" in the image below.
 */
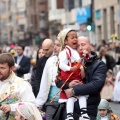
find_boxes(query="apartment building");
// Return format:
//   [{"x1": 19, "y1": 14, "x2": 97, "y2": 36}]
[{"x1": 94, "y1": 0, "x2": 119, "y2": 44}]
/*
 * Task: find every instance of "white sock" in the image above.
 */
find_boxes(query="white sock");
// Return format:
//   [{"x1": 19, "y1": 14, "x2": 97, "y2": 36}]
[
  {"x1": 66, "y1": 97, "x2": 75, "y2": 114},
  {"x1": 78, "y1": 96, "x2": 89, "y2": 118}
]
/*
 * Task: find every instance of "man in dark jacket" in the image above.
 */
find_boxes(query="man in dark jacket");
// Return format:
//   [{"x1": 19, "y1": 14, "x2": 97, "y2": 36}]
[
  {"x1": 31, "y1": 39, "x2": 54, "y2": 97},
  {"x1": 56, "y1": 36, "x2": 107, "y2": 120},
  {"x1": 14, "y1": 44, "x2": 30, "y2": 77}
]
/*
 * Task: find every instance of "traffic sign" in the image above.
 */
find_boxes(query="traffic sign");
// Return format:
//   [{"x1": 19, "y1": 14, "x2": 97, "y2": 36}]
[{"x1": 76, "y1": 7, "x2": 91, "y2": 24}]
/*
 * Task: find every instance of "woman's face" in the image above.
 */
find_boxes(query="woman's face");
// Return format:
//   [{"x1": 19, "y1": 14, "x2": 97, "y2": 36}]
[
  {"x1": 15, "y1": 110, "x2": 25, "y2": 120},
  {"x1": 38, "y1": 48, "x2": 44, "y2": 58}
]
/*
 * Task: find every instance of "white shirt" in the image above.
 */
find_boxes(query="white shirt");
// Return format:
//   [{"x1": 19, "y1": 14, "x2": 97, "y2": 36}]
[
  {"x1": 17, "y1": 55, "x2": 23, "y2": 64},
  {"x1": 101, "y1": 56, "x2": 106, "y2": 64},
  {"x1": 0, "y1": 72, "x2": 35, "y2": 113},
  {"x1": 58, "y1": 45, "x2": 80, "y2": 71},
  {"x1": 35, "y1": 56, "x2": 58, "y2": 107}
]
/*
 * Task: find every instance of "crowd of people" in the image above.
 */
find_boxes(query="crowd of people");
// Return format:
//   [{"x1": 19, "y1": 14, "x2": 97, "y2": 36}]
[{"x1": 0, "y1": 28, "x2": 120, "y2": 120}]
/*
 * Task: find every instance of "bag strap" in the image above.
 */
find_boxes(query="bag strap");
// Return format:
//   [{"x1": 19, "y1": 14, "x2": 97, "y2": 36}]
[{"x1": 65, "y1": 46, "x2": 71, "y2": 66}]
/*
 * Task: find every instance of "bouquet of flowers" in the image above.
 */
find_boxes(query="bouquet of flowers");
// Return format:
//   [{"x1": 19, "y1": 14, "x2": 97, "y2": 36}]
[
  {"x1": 79, "y1": 50, "x2": 90, "y2": 64},
  {"x1": 110, "y1": 34, "x2": 120, "y2": 43}
]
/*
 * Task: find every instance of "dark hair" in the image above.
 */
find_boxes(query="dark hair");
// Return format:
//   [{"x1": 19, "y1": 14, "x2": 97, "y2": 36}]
[
  {"x1": 101, "y1": 39, "x2": 107, "y2": 45},
  {"x1": 17, "y1": 44, "x2": 25, "y2": 50},
  {"x1": 0, "y1": 53, "x2": 14, "y2": 67},
  {"x1": 64, "y1": 30, "x2": 76, "y2": 40},
  {"x1": 36, "y1": 48, "x2": 42, "y2": 62}
]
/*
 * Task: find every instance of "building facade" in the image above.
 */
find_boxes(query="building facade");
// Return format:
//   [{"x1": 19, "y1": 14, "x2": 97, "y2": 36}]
[{"x1": 94, "y1": 0, "x2": 119, "y2": 44}]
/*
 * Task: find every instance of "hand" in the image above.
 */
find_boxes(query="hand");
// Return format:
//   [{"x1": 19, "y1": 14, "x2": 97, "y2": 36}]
[
  {"x1": 70, "y1": 66, "x2": 78, "y2": 72},
  {"x1": 69, "y1": 80, "x2": 82, "y2": 88},
  {"x1": 13, "y1": 66, "x2": 20, "y2": 72},
  {"x1": 0, "y1": 104, "x2": 11, "y2": 113},
  {"x1": 64, "y1": 88, "x2": 73, "y2": 98}
]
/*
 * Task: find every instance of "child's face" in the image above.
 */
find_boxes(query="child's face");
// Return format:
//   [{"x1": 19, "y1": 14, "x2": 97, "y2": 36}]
[
  {"x1": 64, "y1": 31, "x2": 78, "y2": 49},
  {"x1": 98, "y1": 109, "x2": 108, "y2": 117},
  {"x1": 15, "y1": 110, "x2": 25, "y2": 120}
]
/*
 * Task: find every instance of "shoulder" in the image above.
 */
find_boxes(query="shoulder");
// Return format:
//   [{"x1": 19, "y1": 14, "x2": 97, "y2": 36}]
[
  {"x1": 59, "y1": 50, "x2": 65, "y2": 55},
  {"x1": 58, "y1": 50, "x2": 67, "y2": 59},
  {"x1": 47, "y1": 56, "x2": 57, "y2": 62},
  {"x1": 93, "y1": 59, "x2": 107, "y2": 72},
  {"x1": 23, "y1": 55, "x2": 30, "y2": 60},
  {"x1": 45, "y1": 56, "x2": 58, "y2": 67},
  {"x1": 37, "y1": 56, "x2": 45, "y2": 64},
  {"x1": 14, "y1": 75, "x2": 26, "y2": 86}
]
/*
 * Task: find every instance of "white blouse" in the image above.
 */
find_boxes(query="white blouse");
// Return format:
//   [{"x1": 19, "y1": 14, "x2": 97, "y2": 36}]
[{"x1": 58, "y1": 45, "x2": 80, "y2": 72}]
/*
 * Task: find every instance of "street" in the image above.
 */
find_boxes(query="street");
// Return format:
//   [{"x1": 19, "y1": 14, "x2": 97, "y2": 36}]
[{"x1": 109, "y1": 101, "x2": 120, "y2": 117}]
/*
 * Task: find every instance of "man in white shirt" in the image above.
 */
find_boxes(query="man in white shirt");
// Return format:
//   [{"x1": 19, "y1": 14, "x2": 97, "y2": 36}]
[
  {"x1": 36, "y1": 40, "x2": 62, "y2": 120},
  {"x1": 0, "y1": 53, "x2": 35, "y2": 120}
]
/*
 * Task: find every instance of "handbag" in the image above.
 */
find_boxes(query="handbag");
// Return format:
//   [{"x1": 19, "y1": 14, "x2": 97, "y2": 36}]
[{"x1": 52, "y1": 102, "x2": 65, "y2": 120}]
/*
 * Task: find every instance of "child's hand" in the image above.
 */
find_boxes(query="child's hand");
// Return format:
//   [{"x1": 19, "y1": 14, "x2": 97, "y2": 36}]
[{"x1": 70, "y1": 66, "x2": 78, "y2": 72}]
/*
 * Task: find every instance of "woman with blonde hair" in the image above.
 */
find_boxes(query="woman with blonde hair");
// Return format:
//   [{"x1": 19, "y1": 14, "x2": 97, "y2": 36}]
[
  {"x1": 15, "y1": 102, "x2": 43, "y2": 120},
  {"x1": 98, "y1": 46, "x2": 115, "y2": 71}
]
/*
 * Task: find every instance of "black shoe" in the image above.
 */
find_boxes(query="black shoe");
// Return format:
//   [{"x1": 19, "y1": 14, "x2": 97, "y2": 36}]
[{"x1": 66, "y1": 113, "x2": 74, "y2": 120}]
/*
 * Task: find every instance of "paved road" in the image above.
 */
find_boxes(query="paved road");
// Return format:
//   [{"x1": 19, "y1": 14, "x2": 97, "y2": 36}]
[{"x1": 109, "y1": 101, "x2": 120, "y2": 117}]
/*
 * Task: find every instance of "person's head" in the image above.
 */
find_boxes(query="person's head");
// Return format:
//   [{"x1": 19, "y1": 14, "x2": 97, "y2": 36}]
[
  {"x1": 16, "y1": 44, "x2": 25, "y2": 56},
  {"x1": 99, "y1": 47, "x2": 107, "y2": 57},
  {"x1": 53, "y1": 40, "x2": 62, "y2": 56},
  {"x1": 15, "y1": 102, "x2": 42, "y2": 120},
  {"x1": 37, "y1": 48, "x2": 44, "y2": 60},
  {"x1": 77, "y1": 36, "x2": 92, "y2": 54},
  {"x1": 100, "y1": 39, "x2": 106, "y2": 46},
  {"x1": 98, "y1": 99, "x2": 111, "y2": 117},
  {"x1": 57, "y1": 28, "x2": 78, "y2": 50},
  {"x1": 42, "y1": 39, "x2": 54, "y2": 57},
  {"x1": 0, "y1": 53, "x2": 14, "y2": 81}
]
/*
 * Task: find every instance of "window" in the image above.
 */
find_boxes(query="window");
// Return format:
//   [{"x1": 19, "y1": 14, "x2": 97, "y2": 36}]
[
  {"x1": 68, "y1": 0, "x2": 74, "y2": 11},
  {"x1": 79, "y1": 0, "x2": 82, "y2": 7},
  {"x1": 19, "y1": 25, "x2": 25, "y2": 31},
  {"x1": 57, "y1": 0, "x2": 63, "y2": 8},
  {"x1": 96, "y1": 10, "x2": 101, "y2": 20}
]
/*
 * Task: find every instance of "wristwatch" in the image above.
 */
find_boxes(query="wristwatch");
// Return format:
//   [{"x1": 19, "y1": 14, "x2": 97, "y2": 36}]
[{"x1": 71, "y1": 88, "x2": 75, "y2": 95}]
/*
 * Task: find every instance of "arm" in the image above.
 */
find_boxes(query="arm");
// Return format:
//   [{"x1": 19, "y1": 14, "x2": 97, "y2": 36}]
[
  {"x1": 35, "y1": 60, "x2": 50, "y2": 108},
  {"x1": 17, "y1": 57, "x2": 30, "y2": 74},
  {"x1": 65, "y1": 62, "x2": 107, "y2": 97},
  {"x1": 59, "y1": 51, "x2": 71, "y2": 71}
]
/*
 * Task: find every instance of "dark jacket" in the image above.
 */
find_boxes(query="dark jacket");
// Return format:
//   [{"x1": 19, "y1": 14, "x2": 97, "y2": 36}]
[
  {"x1": 56, "y1": 52, "x2": 107, "y2": 119},
  {"x1": 14, "y1": 55, "x2": 30, "y2": 77},
  {"x1": 31, "y1": 55, "x2": 49, "y2": 97}
]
